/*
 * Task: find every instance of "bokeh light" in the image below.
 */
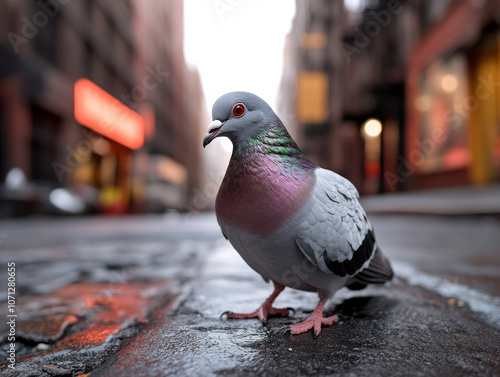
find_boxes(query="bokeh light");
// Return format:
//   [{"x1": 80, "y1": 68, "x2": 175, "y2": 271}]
[
  {"x1": 363, "y1": 119, "x2": 383, "y2": 137},
  {"x1": 441, "y1": 74, "x2": 458, "y2": 93}
]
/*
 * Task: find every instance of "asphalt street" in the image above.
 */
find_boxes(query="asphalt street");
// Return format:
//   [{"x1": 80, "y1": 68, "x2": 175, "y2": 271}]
[{"x1": 0, "y1": 211, "x2": 499, "y2": 376}]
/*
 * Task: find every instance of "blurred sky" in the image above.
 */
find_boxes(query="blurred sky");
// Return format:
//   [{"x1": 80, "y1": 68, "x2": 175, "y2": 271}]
[
  {"x1": 344, "y1": 0, "x2": 363, "y2": 12},
  {"x1": 183, "y1": 0, "x2": 296, "y2": 111}
]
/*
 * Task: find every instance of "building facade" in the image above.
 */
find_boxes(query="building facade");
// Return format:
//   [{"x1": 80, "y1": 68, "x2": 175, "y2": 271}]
[
  {"x1": 280, "y1": 0, "x2": 500, "y2": 193},
  {"x1": 0, "y1": 0, "x2": 204, "y2": 215},
  {"x1": 406, "y1": 0, "x2": 500, "y2": 189}
]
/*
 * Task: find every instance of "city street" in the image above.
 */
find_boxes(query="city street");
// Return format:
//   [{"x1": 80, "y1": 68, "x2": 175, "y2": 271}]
[
  {"x1": 2, "y1": 1, "x2": 500, "y2": 376},
  {"x1": 0, "y1": 203, "x2": 499, "y2": 376}
]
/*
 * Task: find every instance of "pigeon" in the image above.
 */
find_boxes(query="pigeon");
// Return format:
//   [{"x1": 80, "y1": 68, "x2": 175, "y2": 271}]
[{"x1": 203, "y1": 91, "x2": 393, "y2": 336}]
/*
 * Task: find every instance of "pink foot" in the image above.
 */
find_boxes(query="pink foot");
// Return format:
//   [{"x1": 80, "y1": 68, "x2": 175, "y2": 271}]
[
  {"x1": 221, "y1": 282, "x2": 292, "y2": 325},
  {"x1": 222, "y1": 304, "x2": 292, "y2": 325},
  {"x1": 289, "y1": 300, "x2": 338, "y2": 336}
]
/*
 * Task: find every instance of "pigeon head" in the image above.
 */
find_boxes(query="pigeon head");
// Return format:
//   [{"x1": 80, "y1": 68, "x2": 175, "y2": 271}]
[{"x1": 202, "y1": 91, "x2": 281, "y2": 148}]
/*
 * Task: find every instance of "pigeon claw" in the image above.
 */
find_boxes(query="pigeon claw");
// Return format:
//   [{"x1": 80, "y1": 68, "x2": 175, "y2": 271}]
[
  {"x1": 289, "y1": 314, "x2": 339, "y2": 336},
  {"x1": 220, "y1": 305, "x2": 293, "y2": 325},
  {"x1": 276, "y1": 325, "x2": 291, "y2": 336}
]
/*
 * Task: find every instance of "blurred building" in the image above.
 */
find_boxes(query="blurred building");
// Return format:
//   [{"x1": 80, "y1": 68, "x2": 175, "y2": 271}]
[
  {"x1": 279, "y1": 0, "x2": 418, "y2": 194},
  {"x1": 407, "y1": 0, "x2": 500, "y2": 189},
  {"x1": 280, "y1": 0, "x2": 500, "y2": 193},
  {"x1": 0, "y1": 0, "x2": 205, "y2": 215},
  {"x1": 341, "y1": 0, "x2": 419, "y2": 193},
  {"x1": 279, "y1": 0, "x2": 350, "y2": 180},
  {"x1": 132, "y1": 0, "x2": 207, "y2": 212}
]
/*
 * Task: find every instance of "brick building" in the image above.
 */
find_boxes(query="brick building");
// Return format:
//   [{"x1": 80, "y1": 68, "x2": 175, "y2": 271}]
[
  {"x1": 406, "y1": 0, "x2": 500, "y2": 189},
  {"x1": 0, "y1": 0, "x2": 204, "y2": 214},
  {"x1": 279, "y1": 0, "x2": 500, "y2": 193}
]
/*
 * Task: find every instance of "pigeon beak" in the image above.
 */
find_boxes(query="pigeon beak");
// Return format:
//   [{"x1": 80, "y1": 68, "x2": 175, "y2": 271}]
[{"x1": 203, "y1": 120, "x2": 224, "y2": 148}]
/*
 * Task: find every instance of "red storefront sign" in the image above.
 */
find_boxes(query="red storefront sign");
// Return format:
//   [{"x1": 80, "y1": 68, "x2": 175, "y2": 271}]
[{"x1": 74, "y1": 78, "x2": 144, "y2": 150}]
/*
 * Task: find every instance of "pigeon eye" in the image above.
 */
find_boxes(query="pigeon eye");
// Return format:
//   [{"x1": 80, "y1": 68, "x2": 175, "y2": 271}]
[{"x1": 233, "y1": 104, "x2": 245, "y2": 117}]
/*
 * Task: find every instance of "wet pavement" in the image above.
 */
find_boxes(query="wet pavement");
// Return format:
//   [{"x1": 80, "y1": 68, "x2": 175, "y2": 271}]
[
  {"x1": 360, "y1": 183, "x2": 500, "y2": 216},
  {"x1": 0, "y1": 208, "x2": 499, "y2": 376}
]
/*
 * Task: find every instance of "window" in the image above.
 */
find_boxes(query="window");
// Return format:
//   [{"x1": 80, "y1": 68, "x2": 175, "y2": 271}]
[{"x1": 415, "y1": 53, "x2": 470, "y2": 173}]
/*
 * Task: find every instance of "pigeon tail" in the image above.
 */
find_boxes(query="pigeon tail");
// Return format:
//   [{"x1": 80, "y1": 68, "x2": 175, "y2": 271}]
[{"x1": 347, "y1": 247, "x2": 393, "y2": 288}]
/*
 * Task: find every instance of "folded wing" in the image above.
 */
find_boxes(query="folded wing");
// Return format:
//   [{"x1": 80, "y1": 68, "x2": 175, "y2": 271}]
[{"x1": 296, "y1": 168, "x2": 392, "y2": 283}]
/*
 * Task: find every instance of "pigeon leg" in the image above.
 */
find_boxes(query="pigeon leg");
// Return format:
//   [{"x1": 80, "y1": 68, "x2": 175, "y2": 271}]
[
  {"x1": 289, "y1": 299, "x2": 338, "y2": 336},
  {"x1": 222, "y1": 282, "x2": 292, "y2": 325}
]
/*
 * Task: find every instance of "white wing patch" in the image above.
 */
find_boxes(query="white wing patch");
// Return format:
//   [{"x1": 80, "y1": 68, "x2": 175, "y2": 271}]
[{"x1": 296, "y1": 168, "x2": 373, "y2": 275}]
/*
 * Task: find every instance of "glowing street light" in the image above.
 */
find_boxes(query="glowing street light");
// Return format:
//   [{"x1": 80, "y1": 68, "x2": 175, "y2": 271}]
[
  {"x1": 441, "y1": 74, "x2": 458, "y2": 93},
  {"x1": 363, "y1": 118, "x2": 382, "y2": 138}
]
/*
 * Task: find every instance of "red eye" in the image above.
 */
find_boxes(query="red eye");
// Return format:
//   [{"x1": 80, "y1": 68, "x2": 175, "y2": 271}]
[{"x1": 233, "y1": 104, "x2": 245, "y2": 117}]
